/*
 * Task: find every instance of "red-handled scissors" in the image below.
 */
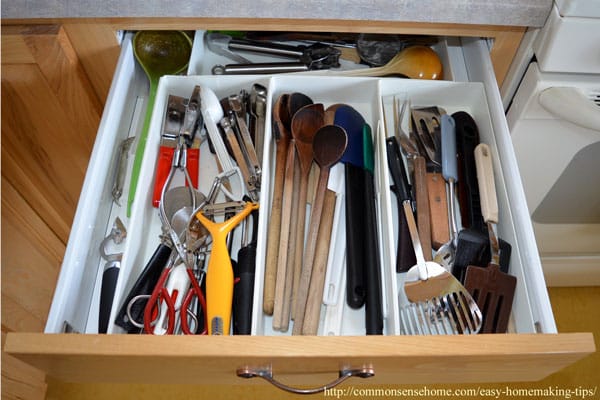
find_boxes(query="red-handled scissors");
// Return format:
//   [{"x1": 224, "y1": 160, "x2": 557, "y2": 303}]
[{"x1": 143, "y1": 262, "x2": 207, "y2": 335}]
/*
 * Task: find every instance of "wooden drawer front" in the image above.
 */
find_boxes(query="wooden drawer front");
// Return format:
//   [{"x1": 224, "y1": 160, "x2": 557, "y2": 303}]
[{"x1": 5, "y1": 334, "x2": 594, "y2": 384}]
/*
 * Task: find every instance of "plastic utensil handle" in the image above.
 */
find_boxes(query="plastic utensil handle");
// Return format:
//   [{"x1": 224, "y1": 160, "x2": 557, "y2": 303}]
[
  {"x1": 363, "y1": 168, "x2": 383, "y2": 335},
  {"x1": 152, "y1": 263, "x2": 191, "y2": 335},
  {"x1": 98, "y1": 263, "x2": 119, "y2": 333},
  {"x1": 344, "y1": 164, "x2": 366, "y2": 309},
  {"x1": 152, "y1": 146, "x2": 175, "y2": 207},
  {"x1": 385, "y1": 137, "x2": 411, "y2": 201},
  {"x1": 187, "y1": 147, "x2": 199, "y2": 188},
  {"x1": 127, "y1": 79, "x2": 158, "y2": 216},
  {"x1": 197, "y1": 203, "x2": 258, "y2": 335},
  {"x1": 233, "y1": 245, "x2": 256, "y2": 335},
  {"x1": 453, "y1": 111, "x2": 484, "y2": 233},
  {"x1": 385, "y1": 137, "x2": 417, "y2": 271},
  {"x1": 114, "y1": 243, "x2": 171, "y2": 333},
  {"x1": 474, "y1": 143, "x2": 498, "y2": 224},
  {"x1": 441, "y1": 114, "x2": 458, "y2": 182}
]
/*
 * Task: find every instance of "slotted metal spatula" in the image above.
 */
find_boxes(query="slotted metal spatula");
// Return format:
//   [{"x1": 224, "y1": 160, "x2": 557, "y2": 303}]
[{"x1": 400, "y1": 200, "x2": 482, "y2": 335}]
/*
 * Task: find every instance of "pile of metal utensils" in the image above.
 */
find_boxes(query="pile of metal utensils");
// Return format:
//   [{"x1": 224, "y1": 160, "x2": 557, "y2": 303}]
[
  {"x1": 114, "y1": 84, "x2": 264, "y2": 336},
  {"x1": 385, "y1": 95, "x2": 516, "y2": 335}
]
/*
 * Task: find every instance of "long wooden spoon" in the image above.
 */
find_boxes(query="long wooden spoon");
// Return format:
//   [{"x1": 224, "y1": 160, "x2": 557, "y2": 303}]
[
  {"x1": 263, "y1": 94, "x2": 290, "y2": 316},
  {"x1": 289, "y1": 104, "x2": 325, "y2": 323},
  {"x1": 298, "y1": 125, "x2": 348, "y2": 335},
  {"x1": 271, "y1": 94, "x2": 313, "y2": 330}
]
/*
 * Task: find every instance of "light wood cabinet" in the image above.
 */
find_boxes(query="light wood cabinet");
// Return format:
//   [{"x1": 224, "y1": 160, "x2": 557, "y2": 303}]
[{"x1": 1, "y1": 24, "x2": 115, "y2": 400}]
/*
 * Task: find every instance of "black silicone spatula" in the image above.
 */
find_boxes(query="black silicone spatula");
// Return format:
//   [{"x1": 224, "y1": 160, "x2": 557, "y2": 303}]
[{"x1": 334, "y1": 105, "x2": 368, "y2": 309}]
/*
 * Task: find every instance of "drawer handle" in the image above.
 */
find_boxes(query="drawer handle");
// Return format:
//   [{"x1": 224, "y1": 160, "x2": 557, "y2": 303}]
[{"x1": 236, "y1": 366, "x2": 375, "y2": 394}]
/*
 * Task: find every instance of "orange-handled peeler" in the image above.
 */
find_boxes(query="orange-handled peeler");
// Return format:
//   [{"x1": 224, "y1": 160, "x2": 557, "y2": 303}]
[{"x1": 195, "y1": 201, "x2": 259, "y2": 335}]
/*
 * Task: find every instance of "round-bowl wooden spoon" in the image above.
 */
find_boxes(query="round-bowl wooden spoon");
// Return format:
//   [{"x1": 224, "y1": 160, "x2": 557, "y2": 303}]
[{"x1": 342, "y1": 45, "x2": 443, "y2": 80}]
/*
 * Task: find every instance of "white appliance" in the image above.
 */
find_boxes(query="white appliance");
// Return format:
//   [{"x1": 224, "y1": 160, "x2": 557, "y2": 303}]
[{"x1": 504, "y1": 0, "x2": 600, "y2": 286}]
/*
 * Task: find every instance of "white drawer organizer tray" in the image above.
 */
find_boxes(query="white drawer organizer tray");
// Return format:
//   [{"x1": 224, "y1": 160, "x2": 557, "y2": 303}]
[
  {"x1": 46, "y1": 61, "x2": 551, "y2": 339},
  {"x1": 8, "y1": 32, "x2": 593, "y2": 389}
]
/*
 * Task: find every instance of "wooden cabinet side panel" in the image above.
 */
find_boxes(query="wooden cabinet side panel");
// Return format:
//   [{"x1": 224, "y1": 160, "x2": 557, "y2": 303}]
[
  {"x1": 19, "y1": 26, "x2": 103, "y2": 153},
  {"x1": 1, "y1": 178, "x2": 64, "y2": 330},
  {"x1": 62, "y1": 23, "x2": 120, "y2": 105},
  {"x1": 1, "y1": 64, "x2": 93, "y2": 242}
]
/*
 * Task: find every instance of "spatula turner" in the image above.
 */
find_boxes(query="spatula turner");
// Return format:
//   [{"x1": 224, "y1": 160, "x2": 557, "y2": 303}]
[
  {"x1": 464, "y1": 143, "x2": 516, "y2": 334},
  {"x1": 400, "y1": 199, "x2": 482, "y2": 335}
]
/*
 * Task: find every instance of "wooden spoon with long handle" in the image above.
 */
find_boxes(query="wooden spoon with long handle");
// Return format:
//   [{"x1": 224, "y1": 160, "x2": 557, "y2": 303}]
[
  {"x1": 294, "y1": 125, "x2": 347, "y2": 335},
  {"x1": 263, "y1": 94, "x2": 290, "y2": 316},
  {"x1": 289, "y1": 104, "x2": 325, "y2": 323}
]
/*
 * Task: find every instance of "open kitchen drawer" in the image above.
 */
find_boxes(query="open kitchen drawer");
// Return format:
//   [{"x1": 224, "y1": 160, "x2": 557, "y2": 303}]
[{"x1": 4, "y1": 32, "x2": 594, "y2": 389}]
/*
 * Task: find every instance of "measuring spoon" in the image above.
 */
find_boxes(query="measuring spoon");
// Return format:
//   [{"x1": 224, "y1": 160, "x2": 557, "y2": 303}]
[{"x1": 127, "y1": 31, "x2": 192, "y2": 216}]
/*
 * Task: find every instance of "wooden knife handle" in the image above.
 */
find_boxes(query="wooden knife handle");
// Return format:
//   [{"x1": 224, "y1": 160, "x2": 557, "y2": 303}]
[
  {"x1": 302, "y1": 189, "x2": 337, "y2": 335},
  {"x1": 413, "y1": 156, "x2": 432, "y2": 261},
  {"x1": 427, "y1": 172, "x2": 450, "y2": 249}
]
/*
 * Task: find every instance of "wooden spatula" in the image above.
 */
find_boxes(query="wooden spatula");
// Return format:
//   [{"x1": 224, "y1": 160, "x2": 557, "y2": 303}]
[{"x1": 464, "y1": 143, "x2": 517, "y2": 334}]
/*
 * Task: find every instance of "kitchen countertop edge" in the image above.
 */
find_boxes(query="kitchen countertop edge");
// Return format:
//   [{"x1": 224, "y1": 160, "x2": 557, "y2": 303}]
[{"x1": 1, "y1": 0, "x2": 552, "y2": 28}]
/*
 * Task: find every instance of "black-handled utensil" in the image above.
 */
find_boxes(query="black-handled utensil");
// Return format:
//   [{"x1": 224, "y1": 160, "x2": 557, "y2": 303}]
[
  {"x1": 451, "y1": 111, "x2": 512, "y2": 282},
  {"x1": 233, "y1": 205, "x2": 259, "y2": 335},
  {"x1": 334, "y1": 105, "x2": 367, "y2": 309},
  {"x1": 114, "y1": 243, "x2": 172, "y2": 333},
  {"x1": 98, "y1": 217, "x2": 126, "y2": 334},
  {"x1": 363, "y1": 125, "x2": 383, "y2": 335},
  {"x1": 385, "y1": 137, "x2": 417, "y2": 272}
]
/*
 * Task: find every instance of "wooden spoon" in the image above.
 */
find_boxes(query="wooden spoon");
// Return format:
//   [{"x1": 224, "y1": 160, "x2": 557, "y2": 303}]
[
  {"x1": 263, "y1": 94, "x2": 290, "y2": 316},
  {"x1": 271, "y1": 94, "x2": 313, "y2": 330},
  {"x1": 295, "y1": 125, "x2": 348, "y2": 335},
  {"x1": 289, "y1": 104, "x2": 325, "y2": 323},
  {"x1": 342, "y1": 45, "x2": 443, "y2": 80}
]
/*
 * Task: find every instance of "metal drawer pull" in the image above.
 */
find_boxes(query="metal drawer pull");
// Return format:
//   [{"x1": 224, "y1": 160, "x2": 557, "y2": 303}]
[{"x1": 236, "y1": 366, "x2": 375, "y2": 394}]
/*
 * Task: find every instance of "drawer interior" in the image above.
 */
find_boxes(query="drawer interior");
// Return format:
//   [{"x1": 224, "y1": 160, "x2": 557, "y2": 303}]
[{"x1": 46, "y1": 31, "x2": 545, "y2": 337}]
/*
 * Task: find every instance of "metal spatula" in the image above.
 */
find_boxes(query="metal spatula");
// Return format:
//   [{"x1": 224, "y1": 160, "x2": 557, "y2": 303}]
[
  {"x1": 464, "y1": 144, "x2": 517, "y2": 333},
  {"x1": 400, "y1": 200, "x2": 482, "y2": 335}
]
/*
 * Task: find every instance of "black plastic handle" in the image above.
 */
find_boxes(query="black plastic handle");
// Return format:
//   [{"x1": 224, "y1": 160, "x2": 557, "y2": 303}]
[
  {"x1": 115, "y1": 243, "x2": 172, "y2": 333},
  {"x1": 99, "y1": 264, "x2": 119, "y2": 334},
  {"x1": 385, "y1": 137, "x2": 417, "y2": 272},
  {"x1": 233, "y1": 245, "x2": 256, "y2": 335},
  {"x1": 453, "y1": 111, "x2": 484, "y2": 233},
  {"x1": 363, "y1": 169, "x2": 383, "y2": 335},
  {"x1": 344, "y1": 164, "x2": 366, "y2": 309}
]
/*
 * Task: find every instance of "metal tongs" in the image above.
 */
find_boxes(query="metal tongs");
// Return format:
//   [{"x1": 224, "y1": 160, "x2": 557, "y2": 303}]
[
  {"x1": 219, "y1": 92, "x2": 262, "y2": 201},
  {"x1": 209, "y1": 35, "x2": 341, "y2": 75}
]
